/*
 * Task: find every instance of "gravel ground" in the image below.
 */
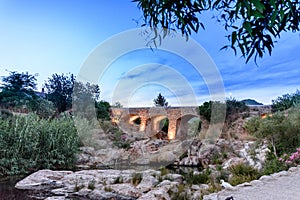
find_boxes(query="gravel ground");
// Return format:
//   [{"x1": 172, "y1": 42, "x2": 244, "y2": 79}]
[{"x1": 204, "y1": 166, "x2": 300, "y2": 200}]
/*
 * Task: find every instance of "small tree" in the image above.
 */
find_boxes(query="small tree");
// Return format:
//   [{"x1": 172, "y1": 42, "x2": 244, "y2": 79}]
[
  {"x1": 44, "y1": 73, "x2": 75, "y2": 115},
  {"x1": 153, "y1": 93, "x2": 169, "y2": 107},
  {"x1": 271, "y1": 90, "x2": 300, "y2": 112},
  {"x1": 73, "y1": 81, "x2": 100, "y2": 119},
  {"x1": 199, "y1": 99, "x2": 248, "y2": 123},
  {"x1": 112, "y1": 102, "x2": 123, "y2": 108},
  {"x1": 96, "y1": 101, "x2": 111, "y2": 120},
  {"x1": 0, "y1": 71, "x2": 39, "y2": 110}
]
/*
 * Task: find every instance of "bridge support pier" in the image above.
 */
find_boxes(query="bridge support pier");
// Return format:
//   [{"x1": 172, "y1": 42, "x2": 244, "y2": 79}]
[
  {"x1": 139, "y1": 116, "x2": 148, "y2": 132},
  {"x1": 167, "y1": 119, "x2": 177, "y2": 140}
]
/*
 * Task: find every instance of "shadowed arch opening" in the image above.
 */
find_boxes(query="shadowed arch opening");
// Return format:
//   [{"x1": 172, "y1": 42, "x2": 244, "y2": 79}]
[
  {"x1": 120, "y1": 114, "x2": 140, "y2": 132},
  {"x1": 150, "y1": 115, "x2": 169, "y2": 137},
  {"x1": 130, "y1": 115, "x2": 141, "y2": 125},
  {"x1": 176, "y1": 114, "x2": 201, "y2": 140}
]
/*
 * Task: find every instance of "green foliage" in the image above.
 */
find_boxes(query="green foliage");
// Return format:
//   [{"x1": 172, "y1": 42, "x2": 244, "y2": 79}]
[
  {"x1": 0, "y1": 113, "x2": 80, "y2": 176},
  {"x1": 199, "y1": 99, "x2": 248, "y2": 123},
  {"x1": 112, "y1": 131, "x2": 131, "y2": 149},
  {"x1": 96, "y1": 101, "x2": 111, "y2": 120},
  {"x1": 104, "y1": 186, "x2": 112, "y2": 192},
  {"x1": 159, "y1": 167, "x2": 170, "y2": 176},
  {"x1": 32, "y1": 98, "x2": 56, "y2": 119},
  {"x1": 111, "y1": 102, "x2": 123, "y2": 108},
  {"x1": 0, "y1": 71, "x2": 40, "y2": 111},
  {"x1": 45, "y1": 73, "x2": 103, "y2": 119},
  {"x1": 246, "y1": 107, "x2": 300, "y2": 157},
  {"x1": 228, "y1": 163, "x2": 260, "y2": 186},
  {"x1": 262, "y1": 153, "x2": 288, "y2": 175},
  {"x1": 73, "y1": 81, "x2": 100, "y2": 119},
  {"x1": 44, "y1": 73, "x2": 75, "y2": 114},
  {"x1": 0, "y1": 109, "x2": 13, "y2": 120},
  {"x1": 199, "y1": 101, "x2": 212, "y2": 121},
  {"x1": 271, "y1": 90, "x2": 300, "y2": 112},
  {"x1": 211, "y1": 151, "x2": 223, "y2": 165},
  {"x1": 168, "y1": 184, "x2": 190, "y2": 200},
  {"x1": 100, "y1": 121, "x2": 131, "y2": 149},
  {"x1": 199, "y1": 101, "x2": 226, "y2": 123},
  {"x1": 153, "y1": 93, "x2": 168, "y2": 107},
  {"x1": 182, "y1": 168, "x2": 211, "y2": 185},
  {"x1": 132, "y1": 173, "x2": 142, "y2": 186},
  {"x1": 244, "y1": 116, "x2": 261, "y2": 133},
  {"x1": 74, "y1": 180, "x2": 85, "y2": 192},
  {"x1": 226, "y1": 98, "x2": 249, "y2": 122},
  {"x1": 113, "y1": 176, "x2": 124, "y2": 184},
  {"x1": 133, "y1": 0, "x2": 300, "y2": 63},
  {"x1": 87, "y1": 179, "x2": 96, "y2": 190}
]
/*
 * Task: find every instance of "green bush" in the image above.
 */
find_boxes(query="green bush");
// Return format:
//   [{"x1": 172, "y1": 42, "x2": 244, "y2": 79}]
[
  {"x1": 199, "y1": 99, "x2": 249, "y2": 123},
  {"x1": 183, "y1": 168, "x2": 211, "y2": 185},
  {"x1": 228, "y1": 163, "x2": 260, "y2": 186},
  {"x1": 96, "y1": 101, "x2": 111, "y2": 120},
  {"x1": 132, "y1": 173, "x2": 143, "y2": 186},
  {"x1": 0, "y1": 109, "x2": 13, "y2": 120},
  {"x1": 244, "y1": 116, "x2": 261, "y2": 133},
  {"x1": 262, "y1": 153, "x2": 288, "y2": 175},
  {"x1": 0, "y1": 113, "x2": 80, "y2": 176},
  {"x1": 168, "y1": 184, "x2": 190, "y2": 200},
  {"x1": 245, "y1": 107, "x2": 300, "y2": 157},
  {"x1": 99, "y1": 120, "x2": 131, "y2": 149},
  {"x1": 271, "y1": 90, "x2": 300, "y2": 112}
]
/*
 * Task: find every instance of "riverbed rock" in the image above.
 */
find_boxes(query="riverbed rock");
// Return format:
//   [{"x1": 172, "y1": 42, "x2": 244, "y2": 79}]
[
  {"x1": 136, "y1": 175, "x2": 159, "y2": 192},
  {"x1": 110, "y1": 183, "x2": 142, "y2": 198},
  {"x1": 15, "y1": 170, "x2": 72, "y2": 190},
  {"x1": 15, "y1": 169, "x2": 185, "y2": 200}
]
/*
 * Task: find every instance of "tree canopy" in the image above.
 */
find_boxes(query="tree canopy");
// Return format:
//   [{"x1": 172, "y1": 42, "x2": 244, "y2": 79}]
[
  {"x1": 0, "y1": 71, "x2": 39, "y2": 109},
  {"x1": 44, "y1": 73, "x2": 75, "y2": 114},
  {"x1": 133, "y1": 0, "x2": 300, "y2": 63},
  {"x1": 271, "y1": 90, "x2": 300, "y2": 112},
  {"x1": 73, "y1": 81, "x2": 101, "y2": 119},
  {"x1": 153, "y1": 93, "x2": 169, "y2": 107}
]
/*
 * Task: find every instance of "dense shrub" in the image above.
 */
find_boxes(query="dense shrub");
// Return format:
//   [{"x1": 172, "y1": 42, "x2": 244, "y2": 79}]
[
  {"x1": 226, "y1": 98, "x2": 249, "y2": 123},
  {"x1": 262, "y1": 153, "x2": 288, "y2": 175},
  {"x1": 0, "y1": 113, "x2": 80, "y2": 176},
  {"x1": 100, "y1": 120, "x2": 131, "y2": 149},
  {"x1": 199, "y1": 99, "x2": 249, "y2": 123},
  {"x1": 245, "y1": 106, "x2": 300, "y2": 157},
  {"x1": 199, "y1": 101, "x2": 225, "y2": 122},
  {"x1": 181, "y1": 168, "x2": 211, "y2": 185},
  {"x1": 96, "y1": 101, "x2": 111, "y2": 120},
  {"x1": 228, "y1": 163, "x2": 260, "y2": 186},
  {"x1": 271, "y1": 90, "x2": 300, "y2": 112}
]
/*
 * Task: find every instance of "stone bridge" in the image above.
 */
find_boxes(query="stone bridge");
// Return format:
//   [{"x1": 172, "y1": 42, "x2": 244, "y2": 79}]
[
  {"x1": 110, "y1": 107, "x2": 201, "y2": 140},
  {"x1": 110, "y1": 105, "x2": 272, "y2": 140}
]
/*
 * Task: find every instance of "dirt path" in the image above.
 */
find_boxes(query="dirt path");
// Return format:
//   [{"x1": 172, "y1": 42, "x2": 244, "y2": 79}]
[{"x1": 204, "y1": 166, "x2": 300, "y2": 200}]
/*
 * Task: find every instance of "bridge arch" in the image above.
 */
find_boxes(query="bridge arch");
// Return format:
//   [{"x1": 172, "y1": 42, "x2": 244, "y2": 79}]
[
  {"x1": 175, "y1": 114, "x2": 200, "y2": 140},
  {"x1": 110, "y1": 107, "x2": 200, "y2": 140},
  {"x1": 149, "y1": 115, "x2": 169, "y2": 136}
]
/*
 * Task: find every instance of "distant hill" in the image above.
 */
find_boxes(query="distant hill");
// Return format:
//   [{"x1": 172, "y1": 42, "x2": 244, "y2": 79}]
[{"x1": 241, "y1": 99, "x2": 263, "y2": 106}]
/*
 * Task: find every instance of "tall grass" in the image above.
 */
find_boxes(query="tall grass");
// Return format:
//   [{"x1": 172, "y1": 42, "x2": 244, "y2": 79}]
[{"x1": 0, "y1": 113, "x2": 80, "y2": 176}]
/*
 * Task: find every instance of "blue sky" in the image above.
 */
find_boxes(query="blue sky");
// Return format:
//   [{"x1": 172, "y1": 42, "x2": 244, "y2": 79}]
[{"x1": 0, "y1": 0, "x2": 299, "y2": 107}]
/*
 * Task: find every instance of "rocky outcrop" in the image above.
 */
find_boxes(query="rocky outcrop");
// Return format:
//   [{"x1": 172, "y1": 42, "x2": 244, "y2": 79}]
[
  {"x1": 15, "y1": 169, "x2": 188, "y2": 200},
  {"x1": 203, "y1": 166, "x2": 300, "y2": 200}
]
